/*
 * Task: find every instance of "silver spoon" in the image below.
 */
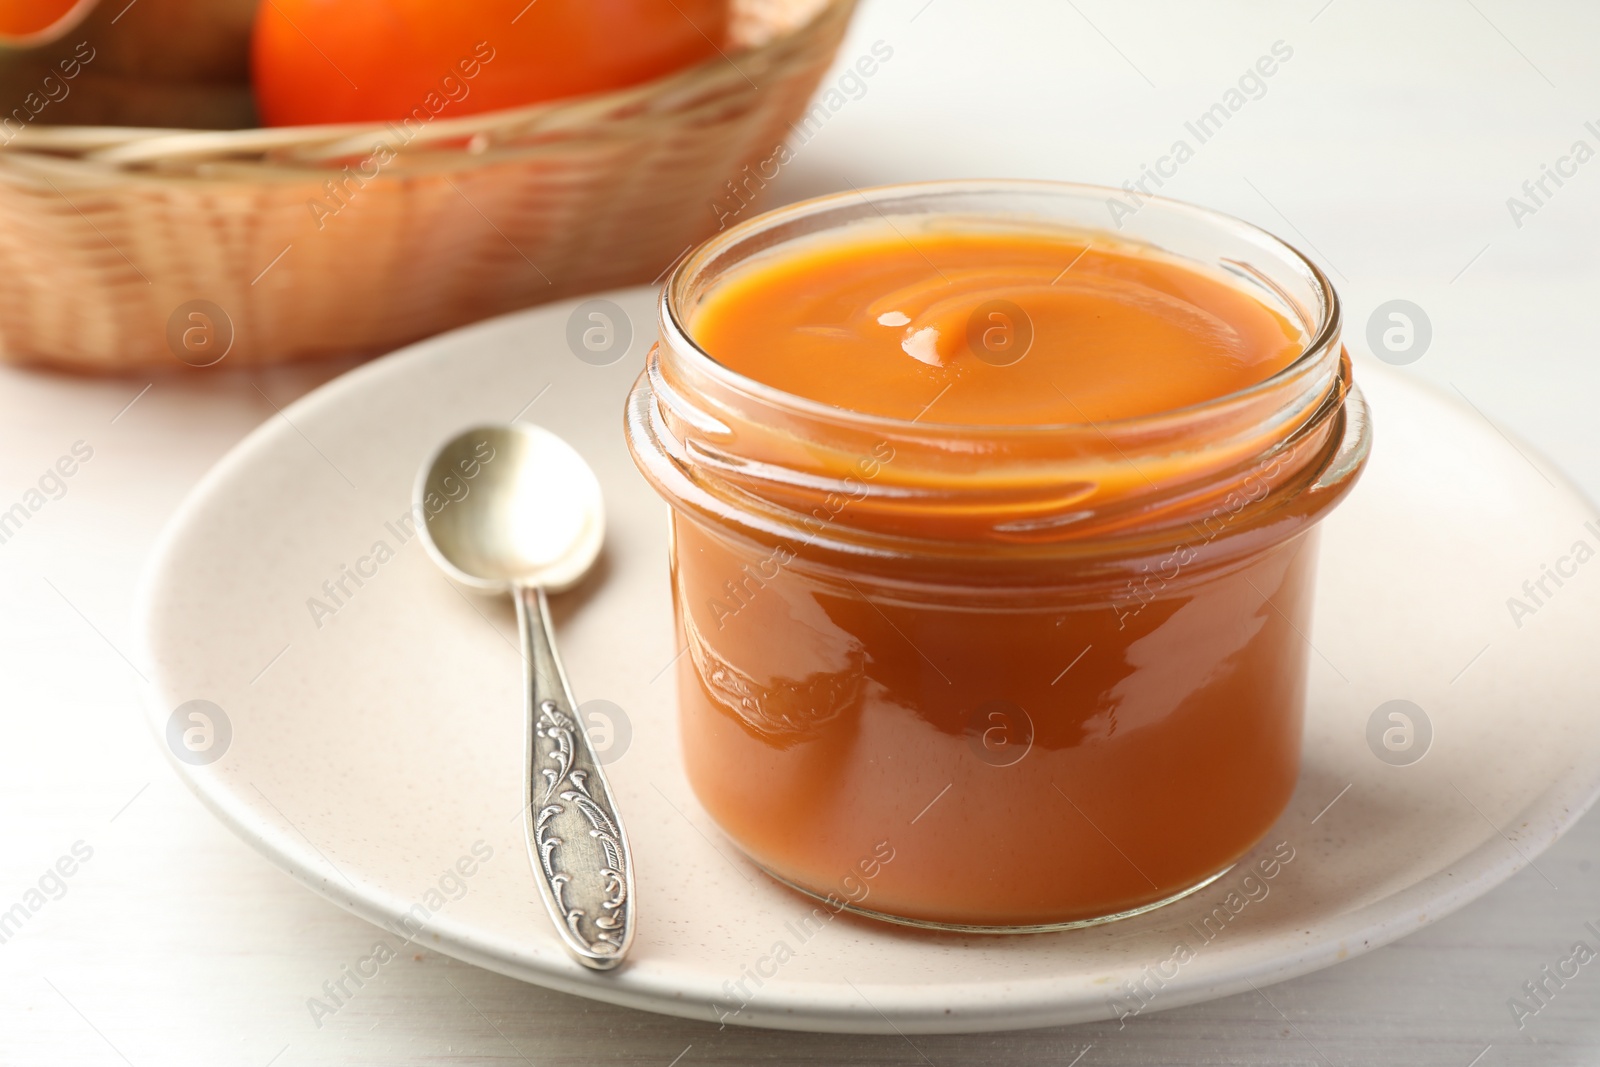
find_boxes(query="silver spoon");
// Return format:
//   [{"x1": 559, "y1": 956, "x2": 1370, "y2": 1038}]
[{"x1": 414, "y1": 422, "x2": 633, "y2": 970}]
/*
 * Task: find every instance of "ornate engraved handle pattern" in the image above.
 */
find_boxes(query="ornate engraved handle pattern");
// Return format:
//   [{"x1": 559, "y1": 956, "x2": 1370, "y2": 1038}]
[{"x1": 516, "y1": 584, "x2": 634, "y2": 970}]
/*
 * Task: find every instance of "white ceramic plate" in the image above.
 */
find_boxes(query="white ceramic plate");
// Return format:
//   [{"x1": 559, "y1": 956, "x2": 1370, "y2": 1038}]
[{"x1": 136, "y1": 288, "x2": 1600, "y2": 1034}]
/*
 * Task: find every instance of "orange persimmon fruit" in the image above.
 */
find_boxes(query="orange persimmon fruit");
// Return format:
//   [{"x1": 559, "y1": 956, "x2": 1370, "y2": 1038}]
[
  {"x1": 252, "y1": 0, "x2": 730, "y2": 126},
  {"x1": 0, "y1": 0, "x2": 86, "y2": 39}
]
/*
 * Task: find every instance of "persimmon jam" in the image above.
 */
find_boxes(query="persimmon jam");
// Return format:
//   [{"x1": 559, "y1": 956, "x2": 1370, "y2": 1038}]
[
  {"x1": 691, "y1": 229, "x2": 1303, "y2": 425},
  {"x1": 626, "y1": 183, "x2": 1367, "y2": 930}
]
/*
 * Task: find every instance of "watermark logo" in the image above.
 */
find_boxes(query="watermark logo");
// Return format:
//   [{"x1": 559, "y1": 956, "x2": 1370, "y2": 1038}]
[
  {"x1": 709, "y1": 840, "x2": 896, "y2": 1026},
  {"x1": 1108, "y1": 840, "x2": 1296, "y2": 1027},
  {"x1": 965, "y1": 699, "x2": 1034, "y2": 767},
  {"x1": 306, "y1": 42, "x2": 497, "y2": 230},
  {"x1": 0, "y1": 440, "x2": 94, "y2": 548},
  {"x1": 1110, "y1": 449, "x2": 1288, "y2": 629},
  {"x1": 701, "y1": 441, "x2": 894, "y2": 633},
  {"x1": 305, "y1": 840, "x2": 495, "y2": 1028},
  {"x1": 1505, "y1": 122, "x2": 1600, "y2": 230},
  {"x1": 709, "y1": 40, "x2": 896, "y2": 230},
  {"x1": 166, "y1": 301, "x2": 234, "y2": 368},
  {"x1": 565, "y1": 299, "x2": 633, "y2": 366},
  {"x1": 1506, "y1": 520, "x2": 1600, "y2": 628},
  {"x1": 1508, "y1": 920, "x2": 1600, "y2": 1030},
  {"x1": 965, "y1": 300, "x2": 1033, "y2": 367},
  {"x1": 166, "y1": 699, "x2": 232, "y2": 766},
  {"x1": 0, "y1": 840, "x2": 94, "y2": 947},
  {"x1": 1365, "y1": 699, "x2": 1431, "y2": 766},
  {"x1": 307, "y1": 439, "x2": 496, "y2": 630},
  {"x1": 578, "y1": 699, "x2": 632, "y2": 766},
  {"x1": 1105, "y1": 40, "x2": 1294, "y2": 228},
  {"x1": 1365, "y1": 299, "x2": 1431, "y2": 366},
  {"x1": 0, "y1": 41, "x2": 95, "y2": 147}
]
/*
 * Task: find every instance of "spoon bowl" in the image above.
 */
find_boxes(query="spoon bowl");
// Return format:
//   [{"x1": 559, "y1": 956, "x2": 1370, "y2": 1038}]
[{"x1": 415, "y1": 423, "x2": 604, "y2": 593}]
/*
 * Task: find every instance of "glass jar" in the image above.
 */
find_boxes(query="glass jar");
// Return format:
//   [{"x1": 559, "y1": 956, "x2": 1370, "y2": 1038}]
[{"x1": 625, "y1": 180, "x2": 1370, "y2": 931}]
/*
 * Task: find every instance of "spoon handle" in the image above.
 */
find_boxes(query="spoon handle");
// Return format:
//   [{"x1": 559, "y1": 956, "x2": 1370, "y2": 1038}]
[{"x1": 514, "y1": 584, "x2": 634, "y2": 970}]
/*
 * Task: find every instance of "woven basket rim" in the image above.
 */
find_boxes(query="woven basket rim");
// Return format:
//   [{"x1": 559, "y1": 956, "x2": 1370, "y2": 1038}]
[{"x1": 0, "y1": 0, "x2": 849, "y2": 177}]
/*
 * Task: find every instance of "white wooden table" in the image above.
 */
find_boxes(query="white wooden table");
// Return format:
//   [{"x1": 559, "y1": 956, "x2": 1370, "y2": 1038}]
[{"x1": 4, "y1": 1, "x2": 1599, "y2": 1062}]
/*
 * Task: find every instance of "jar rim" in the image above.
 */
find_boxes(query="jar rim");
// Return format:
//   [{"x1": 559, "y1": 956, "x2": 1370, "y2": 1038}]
[{"x1": 661, "y1": 177, "x2": 1341, "y2": 437}]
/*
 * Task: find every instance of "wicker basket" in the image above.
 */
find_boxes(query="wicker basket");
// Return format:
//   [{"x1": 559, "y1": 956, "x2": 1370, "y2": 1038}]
[{"x1": 0, "y1": 0, "x2": 853, "y2": 372}]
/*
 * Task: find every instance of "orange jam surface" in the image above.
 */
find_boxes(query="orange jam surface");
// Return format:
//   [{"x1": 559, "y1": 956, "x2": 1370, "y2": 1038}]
[
  {"x1": 666, "y1": 223, "x2": 1325, "y2": 928},
  {"x1": 691, "y1": 228, "x2": 1302, "y2": 425}
]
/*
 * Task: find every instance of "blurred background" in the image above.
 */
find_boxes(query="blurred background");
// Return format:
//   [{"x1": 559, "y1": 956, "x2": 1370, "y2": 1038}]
[{"x1": 2, "y1": 0, "x2": 1598, "y2": 1063}]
